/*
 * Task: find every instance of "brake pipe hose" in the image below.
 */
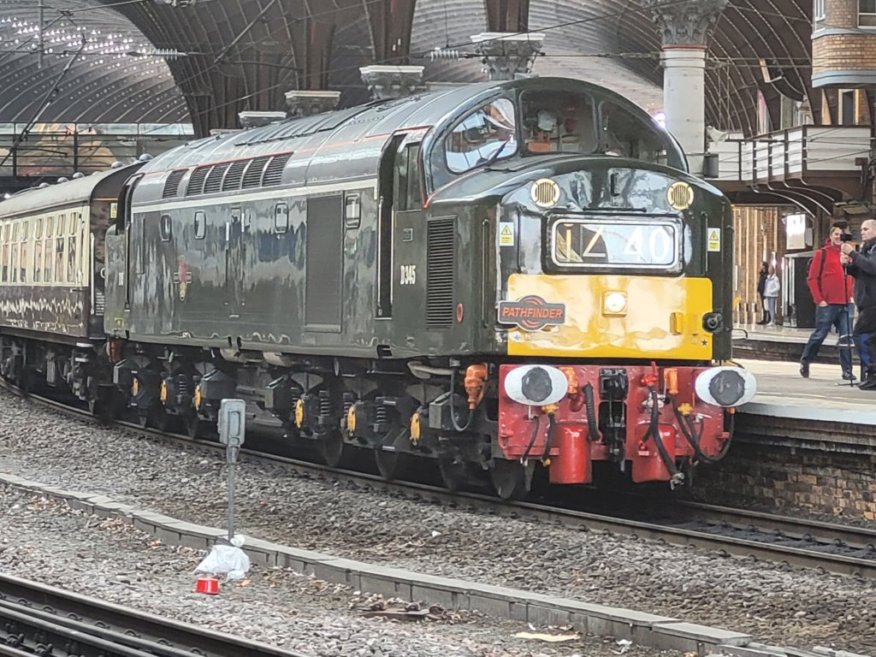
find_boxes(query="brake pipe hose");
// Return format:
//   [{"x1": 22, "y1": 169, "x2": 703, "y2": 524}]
[{"x1": 643, "y1": 387, "x2": 683, "y2": 484}]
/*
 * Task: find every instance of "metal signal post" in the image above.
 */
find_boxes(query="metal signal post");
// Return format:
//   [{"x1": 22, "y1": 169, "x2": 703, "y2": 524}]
[{"x1": 218, "y1": 399, "x2": 246, "y2": 541}]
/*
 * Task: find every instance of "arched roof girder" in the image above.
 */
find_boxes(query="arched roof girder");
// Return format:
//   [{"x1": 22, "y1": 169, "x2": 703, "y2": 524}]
[{"x1": 0, "y1": 0, "x2": 187, "y2": 124}]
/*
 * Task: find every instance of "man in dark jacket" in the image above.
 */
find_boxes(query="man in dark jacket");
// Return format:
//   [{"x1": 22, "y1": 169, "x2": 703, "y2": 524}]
[
  {"x1": 843, "y1": 218, "x2": 876, "y2": 389},
  {"x1": 756, "y1": 262, "x2": 769, "y2": 324},
  {"x1": 799, "y1": 223, "x2": 855, "y2": 379}
]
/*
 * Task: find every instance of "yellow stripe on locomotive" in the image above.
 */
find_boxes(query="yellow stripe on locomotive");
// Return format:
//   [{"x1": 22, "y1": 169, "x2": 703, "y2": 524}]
[{"x1": 503, "y1": 274, "x2": 713, "y2": 360}]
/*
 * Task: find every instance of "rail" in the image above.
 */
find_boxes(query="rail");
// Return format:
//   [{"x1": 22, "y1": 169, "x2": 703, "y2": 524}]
[{"x1": 0, "y1": 572, "x2": 307, "y2": 657}]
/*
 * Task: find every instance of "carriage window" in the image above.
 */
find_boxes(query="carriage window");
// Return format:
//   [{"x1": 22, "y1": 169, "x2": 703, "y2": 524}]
[
  {"x1": 67, "y1": 230, "x2": 77, "y2": 283},
  {"x1": 600, "y1": 100, "x2": 676, "y2": 167},
  {"x1": 55, "y1": 232, "x2": 65, "y2": 284},
  {"x1": 194, "y1": 211, "x2": 206, "y2": 239},
  {"x1": 10, "y1": 223, "x2": 18, "y2": 283},
  {"x1": 43, "y1": 218, "x2": 53, "y2": 283},
  {"x1": 274, "y1": 202, "x2": 289, "y2": 233},
  {"x1": 160, "y1": 214, "x2": 173, "y2": 242},
  {"x1": 445, "y1": 98, "x2": 517, "y2": 173},
  {"x1": 20, "y1": 221, "x2": 29, "y2": 283},
  {"x1": 0, "y1": 224, "x2": 7, "y2": 283},
  {"x1": 33, "y1": 232, "x2": 42, "y2": 282},
  {"x1": 521, "y1": 90, "x2": 596, "y2": 154}
]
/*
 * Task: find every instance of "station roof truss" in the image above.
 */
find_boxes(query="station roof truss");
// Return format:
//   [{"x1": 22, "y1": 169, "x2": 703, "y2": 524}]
[
  {"x1": 0, "y1": 1, "x2": 813, "y2": 137},
  {"x1": 0, "y1": 0, "x2": 188, "y2": 125}
]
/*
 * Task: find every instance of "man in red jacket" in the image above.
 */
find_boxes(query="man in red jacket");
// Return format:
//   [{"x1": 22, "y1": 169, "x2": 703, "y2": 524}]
[{"x1": 800, "y1": 223, "x2": 856, "y2": 379}]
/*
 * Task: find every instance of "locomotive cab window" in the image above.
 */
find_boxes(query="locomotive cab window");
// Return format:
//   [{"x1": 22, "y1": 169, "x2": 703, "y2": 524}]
[
  {"x1": 395, "y1": 143, "x2": 423, "y2": 211},
  {"x1": 160, "y1": 214, "x2": 173, "y2": 242},
  {"x1": 445, "y1": 98, "x2": 517, "y2": 173},
  {"x1": 274, "y1": 202, "x2": 289, "y2": 234},
  {"x1": 599, "y1": 101, "x2": 680, "y2": 168},
  {"x1": 521, "y1": 91, "x2": 596, "y2": 154}
]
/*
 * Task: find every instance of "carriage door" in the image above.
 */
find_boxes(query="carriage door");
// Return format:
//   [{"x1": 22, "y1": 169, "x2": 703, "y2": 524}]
[
  {"x1": 225, "y1": 207, "x2": 245, "y2": 318},
  {"x1": 376, "y1": 134, "x2": 423, "y2": 325}
]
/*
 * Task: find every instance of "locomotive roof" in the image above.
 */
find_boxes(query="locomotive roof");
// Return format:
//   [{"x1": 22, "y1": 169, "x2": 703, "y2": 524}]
[
  {"x1": 0, "y1": 165, "x2": 142, "y2": 220},
  {"x1": 132, "y1": 77, "x2": 675, "y2": 199},
  {"x1": 139, "y1": 81, "x2": 499, "y2": 173}
]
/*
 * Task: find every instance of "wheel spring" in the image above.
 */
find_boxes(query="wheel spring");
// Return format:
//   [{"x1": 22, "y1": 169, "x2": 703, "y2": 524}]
[
  {"x1": 375, "y1": 403, "x2": 389, "y2": 433},
  {"x1": 318, "y1": 390, "x2": 332, "y2": 429},
  {"x1": 177, "y1": 375, "x2": 191, "y2": 405}
]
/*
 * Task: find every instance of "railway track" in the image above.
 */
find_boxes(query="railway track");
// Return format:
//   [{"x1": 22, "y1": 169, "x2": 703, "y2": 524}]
[
  {"x1": 4, "y1": 383, "x2": 876, "y2": 580},
  {"x1": 0, "y1": 572, "x2": 306, "y2": 657}
]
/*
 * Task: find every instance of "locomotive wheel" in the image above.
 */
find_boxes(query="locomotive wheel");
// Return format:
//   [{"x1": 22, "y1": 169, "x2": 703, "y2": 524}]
[
  {"x1": 318, "y1": 430, "x2": 345, "y2": 468},
  {"x1": 374, "y1": 447, "x2": 402, "y2": 481},
  {"x1": 489, "y1": 460, "x2": 529, "y2": 501},
  {"x1": 437, "y1": 457, "x2": 469, "y2": 493}
]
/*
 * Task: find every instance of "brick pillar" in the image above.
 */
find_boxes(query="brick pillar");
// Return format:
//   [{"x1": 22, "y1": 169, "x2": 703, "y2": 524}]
[{"x1": 646, "y1": 0, "x2": 727, "y2": 176}]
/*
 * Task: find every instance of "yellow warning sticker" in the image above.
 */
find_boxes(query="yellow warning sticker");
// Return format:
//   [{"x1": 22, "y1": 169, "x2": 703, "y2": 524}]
[
  {"x1": 499, "y1": 222, "x2": 515, "y2": 247},
  {"x1": 707, "y1": 227, "x2": 721, "y2": 252}
]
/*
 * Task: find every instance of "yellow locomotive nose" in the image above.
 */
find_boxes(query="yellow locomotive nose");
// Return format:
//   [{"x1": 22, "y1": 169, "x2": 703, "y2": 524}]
[{"x1": 503, "y1": 273, "x2": 713, "y2": 361}]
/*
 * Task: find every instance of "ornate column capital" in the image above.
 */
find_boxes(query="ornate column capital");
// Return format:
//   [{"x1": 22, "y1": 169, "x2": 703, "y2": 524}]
[
  {"x1": 359, "y1": 65, "x2": 425, "y2": 100},
  {"x1": 285, "y1": 90, "x2": 341, "y2": 117},
  {"x1": 470, "y1": 32, "x2": 545, "y2": 81},
  {"x1": 645, "y1": 0, "x2": 728, "y2": 47}
]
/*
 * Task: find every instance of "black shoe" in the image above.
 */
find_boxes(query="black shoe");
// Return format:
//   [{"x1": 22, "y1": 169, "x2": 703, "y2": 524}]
[
  {"x1": 800, "y1": 362, "x2": 810, "y2": 378},
  {"x1": 843, "y1": 370, "x2": 856, "y2": 381},
  {"x1": 859, "y1": 378, "x2": 876, "y2": 390}
]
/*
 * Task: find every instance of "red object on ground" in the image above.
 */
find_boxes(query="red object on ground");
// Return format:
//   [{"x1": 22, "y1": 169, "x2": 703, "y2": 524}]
[{"x1": 195, "y1": 576, "x2": 220, "y2": 595}]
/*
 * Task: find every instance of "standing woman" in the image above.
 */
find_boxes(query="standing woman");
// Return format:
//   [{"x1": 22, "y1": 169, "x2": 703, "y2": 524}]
[
  {"x1": 756, "y1": 262, "x2": 769, "y2": 324},
  {"x1": 764, "y1": 265, "x2": 781, "y2": 327}
]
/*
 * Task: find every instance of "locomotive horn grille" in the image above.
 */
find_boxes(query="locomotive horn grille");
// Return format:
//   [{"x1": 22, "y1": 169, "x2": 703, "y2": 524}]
[
  {"x1": 667, "y1": 181, "x2": 694, "y2": 211},
  {"x1": 531, "y1": 178, "x2": 560, "y2": 208}
]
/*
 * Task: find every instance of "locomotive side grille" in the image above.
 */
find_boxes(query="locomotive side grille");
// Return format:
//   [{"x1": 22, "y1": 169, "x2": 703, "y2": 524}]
[
  {"x1": 263, "y1": 153, "x2": 291, "y2": 186},
  {"x1": 222, "y1": 160, "x2": 248, "y2": 191},
  {"x1": 203, "y1": 162, "x2": 229, "y2": 194},
  {"x1": 186, "y1": 166, "x2": 211, "y2": 196},
  {"x1": 242, "y1": 156, "x2": 271, "y2": 189},
  {"x1": 162, "y1": 169, "x2": 186, "y2": 199},
  {"x1": 426, "y1": 217, "x2": 455, "y2": 328}
]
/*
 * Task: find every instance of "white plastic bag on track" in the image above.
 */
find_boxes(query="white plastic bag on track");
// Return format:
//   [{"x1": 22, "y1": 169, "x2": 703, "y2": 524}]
[{"x1": 194, "y1": 536, "x2": 251, "y2": 580}]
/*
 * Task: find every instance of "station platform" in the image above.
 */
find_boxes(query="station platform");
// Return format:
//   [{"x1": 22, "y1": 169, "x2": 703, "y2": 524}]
[
  {"x1": 736, "y1": 358, "x2": 876, "y2": 453},
  {"x1": 732, "y1": 323, "x2": 855, "y2": 365}
]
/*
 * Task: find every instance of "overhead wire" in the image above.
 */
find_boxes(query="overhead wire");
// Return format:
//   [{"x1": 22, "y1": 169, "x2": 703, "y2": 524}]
[{"x1": 180, "y1": 0, "x2": 701, "y2": 123}]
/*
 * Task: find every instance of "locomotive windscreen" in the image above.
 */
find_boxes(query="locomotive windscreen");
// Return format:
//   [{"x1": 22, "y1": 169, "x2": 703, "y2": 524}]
[{"x1": 521, "y1": 91, "x2": 596, "y2": 155}]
